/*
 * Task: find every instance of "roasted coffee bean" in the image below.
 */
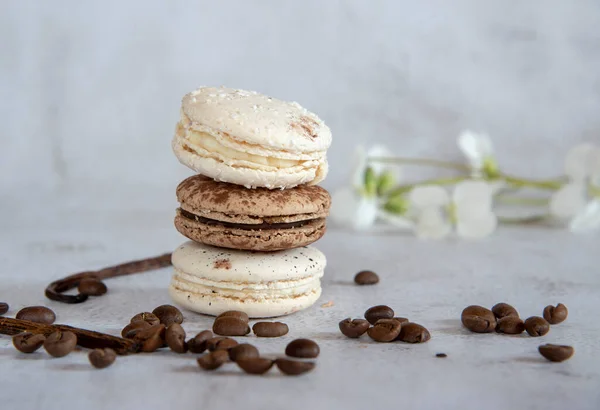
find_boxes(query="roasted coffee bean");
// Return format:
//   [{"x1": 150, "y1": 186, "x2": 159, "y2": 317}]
[
  {"x1": 228, "y1": 343, "x2": 259, "y2": 361},
  {"x1": 276, "y1": 359, "x2": 315, "y2": 375},
  {"x1": 461, "y1": 305, "x2": 496, "y2": 333},
  {"x1": 354, "y1": 270, "x2": 379, "y2": 285},
  {"x1": 339, "y1": 318, "x2": 370, "y2": 338},
  {"x1": 236, "y1": 358, "x2": 274, "y2": 375},
  {"x1": 213, "y1": 316, "x2": 250, "y2": 336},
  {"x1": 538, "y1": 344, "x2": 574, "y2": 362},
  {"x1": 43, "y1": 331, "x2": 77, "y2": 357},
  {"x1": 367, "y1": 319, "x2": 402, "y2": 342},
  {"x1": 12, "y1": 332, "x2": 46, "y2": 353},
  {"x1": 152, "y1": 304, "x2": 184, "y2": 327},
  {"x1": 130, "y1": 312, "x2": 160, "y2": 326},
  {"x1": 524, "y1": 316, "x2": 550, "y2": 337},
  {"x1": 0, "y1": 302, "x2": 9, "y2": 315},
  {"x1": 197, "y1": 350, "x2": 229, "y2": 370},
  {"x1": 397, "y1": 322, "x2": 431, "y2": 343},
  {"x1": 285, "y1": 339, "x2": 320, "y2": 358},
  {"x1": 165, "y1": 323, "x2": 187, "y2": 353},
  {"x1": 216, "y1": 310, "x2": 249, "y2": 324},
  {"x1": 77, "y1": 278, "x2": 108, "y2": 296},
  {"x1": 491, "y1": 303, "x2": 519, "y2": 319},
  {"x1": 436, "y1": 353, "x2": 447, "y2": 358},
  {"x1": 187, "y1": 330, "x2": 213, "y2": 353},
  {"x1": 496, "y1": 316, "x2": 525, "y2": 334},
  {"x1": 393, "y1": 317, "x2": 409, "y2": 325},
  {"x1": 543, "y1": 303, "x2": 568, "y2": 325},
  {"x1": 134, "y1": 324, "x2": 165, "y2": 352},
  {"x1": 252, "y1": 322, "x2": 289, "y2": 338},
  {"x1": 207, "y1": 337, "x2": 238, "y2": 351},
  {"x1": 121, "y1": 321, "x2": 152, "y2": 338},
  {"x1": 88, "y1": 348, "x2": 117, "y2": 369},
  {"x1": 364, "y1": 305, "x2": 394, "y2": 325},
  {"x1": 16, "y1": 306, "x2": 56, "y2": 324}
]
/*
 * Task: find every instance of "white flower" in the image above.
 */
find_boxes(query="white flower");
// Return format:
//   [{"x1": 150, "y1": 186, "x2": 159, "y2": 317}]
[
  {"x1": 549, "y1": 143, "x2": 600, "y2": 232},
  {"x1": 458, "y1": 130, "x2": 499, "y2": 178},
  {"x1": 408, "y1": 181, "x2": 497, "y2": 239}
]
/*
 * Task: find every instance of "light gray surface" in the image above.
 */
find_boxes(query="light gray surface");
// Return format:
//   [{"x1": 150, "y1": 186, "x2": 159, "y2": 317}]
[{"x1": 0, "y1": 200, "x2": 599, "y2": 410}]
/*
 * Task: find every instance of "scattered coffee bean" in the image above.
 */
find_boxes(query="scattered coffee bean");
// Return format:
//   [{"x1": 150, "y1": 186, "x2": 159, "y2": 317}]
[
  {"x1": 229, "y1": 343, "x2": 259, "y2": 361},
  {"x1": 285, "y1": 339, "x2": 320, "y2": 358},
  {"x1": 367, "y1": 319, "x2": 402, "y2": 342},
  {"x1": 130, "y1": 312, "x2": 160, "y2": 326},
  {"x1": 216, "y1": 310, "x2": 249, "y2": 324},
  {"x1": 354, "y1": 270, "x2": 379, "y2": 285},
  {"x1": 339, "y1": 318, "x2": 370, "y2": 338},
  {"x1": 213, "y1": 316, "x2": 250, "y2": 336},
  {"x1": 397, "y1": 322, "x2": 431, "y2": 343},
  {"x1": 436, "y1": 353, "x2": 447, "y2": 358},
  {"x1": 152, "y1": 304, "x2": 184, "y2": 327},
  {"x1": 121, "y1": 321, "x2": 152, "y2": 339},
  {"x1": 461, "y1": 305, "x2": 496, "y2": 333},
  {"x1": 496, "y1": 316, "x2": 525, "y2": 335},
  {"x1": 43, "y1": 331, "x2": 77, "y2": 357},
  {"x1": 393, "y1": 317, "x2": 409, "y2": 325},
  {"x1": 77, "y1": 278, "x2": 108, "y2": 296},
  {"x1": 16, "y1": 306, "x2": 56, "y2": 325},
  {"x1": 197, "y1": 350, "x2": 229, "y2": 370},
  {"x1": 364, "y1": 305, "x2": 394, "y2": 325},
  {"x1": 187, "y1": 330, "x2": 213, "y2": 353},
  {"x1": 134, "y1": 324, "x2": 165, "y2": 353},
  {"x1": 538, "y1": 344, "x2": 574, "y2": 362},
  {"x1": 491, "y1": 303, "x2": 519, "y2": 319},
  {"x1": 543, "y1": 303, "x2": 568, "y2": 325},
  {"x1": 165, "y1": 323, "x2": 187, "y2": 353},
  {"x1": 276, "y1": 358, "x2": 315, "y2": 375},
  {"x1": 88, "y1": 348, "x2": 117, "y2": 369},
  {"x1": 207, "y1": 337, "x2": 238, "y2": 351},
  {"x1": 524, "y1": 316, "x2": 550, "y2": 337},
  {"x1": 236, "y1": 358, "x2": 274, "y2": 375},
  {"x1": 252, "y1": 321, "x2": 289, "y2": 338},
  {"x1": 0, "y1": 302, "x2": 9, "y2": 315},
  {"x1": 12, "y1": 332, "x2": 46, "y2": 353}
]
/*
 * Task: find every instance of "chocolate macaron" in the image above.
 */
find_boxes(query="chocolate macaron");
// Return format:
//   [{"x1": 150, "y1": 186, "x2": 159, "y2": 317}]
[{"x1": 175, "y1": 175, "x2": 331, "y2": 251}]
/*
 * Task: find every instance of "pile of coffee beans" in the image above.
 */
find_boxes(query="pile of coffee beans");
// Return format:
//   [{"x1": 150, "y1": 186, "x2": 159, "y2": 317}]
[{"x1": 339, "y1": 305, "x2": 431, "y2": 344}]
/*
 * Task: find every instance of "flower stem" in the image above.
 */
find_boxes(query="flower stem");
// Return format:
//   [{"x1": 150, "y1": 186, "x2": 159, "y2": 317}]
[
  {"x1": 369, "y1": 156, "x2": 470, "y2": 172},
  {"x1": 501, "y1": 174, "x2": 564, "y2": 191},
  {"x1": 388, "y1": 176, "x2": 467, "y2": 197},
  {"x1": 498, "y1": 215, "x2": 549, "y2": 225},
  {"x1": 495, "y1": 195, "x2": 550, "y2": 207}
]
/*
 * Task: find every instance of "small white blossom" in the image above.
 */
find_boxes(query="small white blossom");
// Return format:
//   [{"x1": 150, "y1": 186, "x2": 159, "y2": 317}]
[{"x1": 458, "y1": 130, "x2": 498, "y2": 178}]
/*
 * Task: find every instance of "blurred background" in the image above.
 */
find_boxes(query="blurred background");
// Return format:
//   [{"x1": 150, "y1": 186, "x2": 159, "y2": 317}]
[{"x1": 2, "y1": 0, "x2": 600, "y2": 212}]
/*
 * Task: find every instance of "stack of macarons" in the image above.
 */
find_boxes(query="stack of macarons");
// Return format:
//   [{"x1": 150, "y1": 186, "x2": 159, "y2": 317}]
[{"x1": 169, "y1": 87, "x2": 332, "y2": 318}]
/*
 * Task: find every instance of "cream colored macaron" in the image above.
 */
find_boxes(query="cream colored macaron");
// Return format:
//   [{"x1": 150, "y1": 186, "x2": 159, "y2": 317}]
[
  {"x1": 169, "y1": 241, "x2": 326, "y2": 318},
  {"x1": 172, "y1": 86, "x2": 331, "y2": 189}
]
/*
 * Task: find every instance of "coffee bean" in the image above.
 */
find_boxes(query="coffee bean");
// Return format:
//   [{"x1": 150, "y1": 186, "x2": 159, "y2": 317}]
[
  {"x1": 121, "y1": 321, "x2": 152, "y2": 338},
  {"x1": 12, "y1": 332, "x2": 46, "y2": 353},
  {"x1": 77, "y1": 278, "x2": 108, "y2": 296},
  {"x1": 16, "y1": 306, "x2": 56, "y2": 324},
  {"x1": 43, "y1": 331, "x2": 77, "y2": 357},
  {"x1": 524, "y1": 316, "x2": 550, "y2": 337},
  {"x1": 364, "y1": 305, "x2": 394, "y2": 325},
  {"x1": 339, "y1": 318, "x2": 370, "y2": 338},
  {"x1": 496, "y1": 316, "x2": 525, "y2": 334},
  {"x1": 397, "y1": 322, "x2": 431, "y2": 343},
  {"x1": 130, "y1": 312, "x2": 160, "y2": 326},
  {"x1": 165, "y1": 323, "x2": 187, "y2": 353},
  {"x1": 461, "y1": 305, "x2": 496, "y2": 333},
  {"x1": 228, "y1": 343, "x2": 259, "y2": 361},
  {"x1": 393, "y1": 317, "x2": 409, "y2": 325},
  {"x1": 236, "y1": 358, "x2": 274, "y2": 375},
  {"x1": 134, "y1": 324, "x2": 165, "y2": 352},
  {"x1": 152, "y1": 304, "x2": 184, "y2": 327},
  {"x1": 367, "y1": 319, "x2": 402, "y2": 342},
  {"x1": 276, "y1": 359, "x2": 315, "y2": 375},
  {"x1": 0, "y1": 302, "x2": 9, "y2": 315},
  {"x1": 543, "y1": 303, "x2": 568, "y2": 325},
  {"x1": 88, "y1": 348, "x2": 117, "y2": 369},
  {"x1": 216, "y1": 310, "x2": 249, "y2": 324},
  {"x1": 187, "y1": 330, "x2": 213, "y2": 353},
  {"x1": 436, "y1": 353, "x2": 447, "y2": 358},
  {"x1": 538, "y1": 344, "x2": 574, "y2": 362},
  {"x1": 207, "y1": 337, "x2": 238, "y2": 351},
  {"x1": 491, "y1": 303, "x2": 519, "y2": 319},
  {"x1": 354, "y1": 270, "x2": 379, "y2": 285},
  {"x1": 285, "y1": 339, "x2": 319, "y2": 358},
  {"x1": 213, "y1": 316, "x2": 250, "y2": 336},
  {"x1": 252, "y1": 322, "x2": 289, "y2": 338},
  {"x1": 197, "y1": 350, "x2": 229, "y2": 370}
]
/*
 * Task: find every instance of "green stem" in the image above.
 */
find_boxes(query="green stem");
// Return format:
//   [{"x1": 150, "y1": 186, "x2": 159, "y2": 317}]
[
  {"x1": 388, "y1": 176, "x2": 467, "y2": 197},
  {"x1": 495, "y1": 195, "x2": 550, "y2": 207},
  {"x1": 501, "y1": 174, "x2": 565, "y2": 191},
  {"x1": 498, "y1": 215, "x2": 549, "y2": 225},
  {"x1": 369, "y1": 156, "x2": 470, "y2": 172}
]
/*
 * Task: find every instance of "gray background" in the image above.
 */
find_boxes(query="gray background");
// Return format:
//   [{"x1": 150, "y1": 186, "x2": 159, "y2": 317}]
[{"x1": 2, "y1": 0, "x2": 600, "y2": 201}]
